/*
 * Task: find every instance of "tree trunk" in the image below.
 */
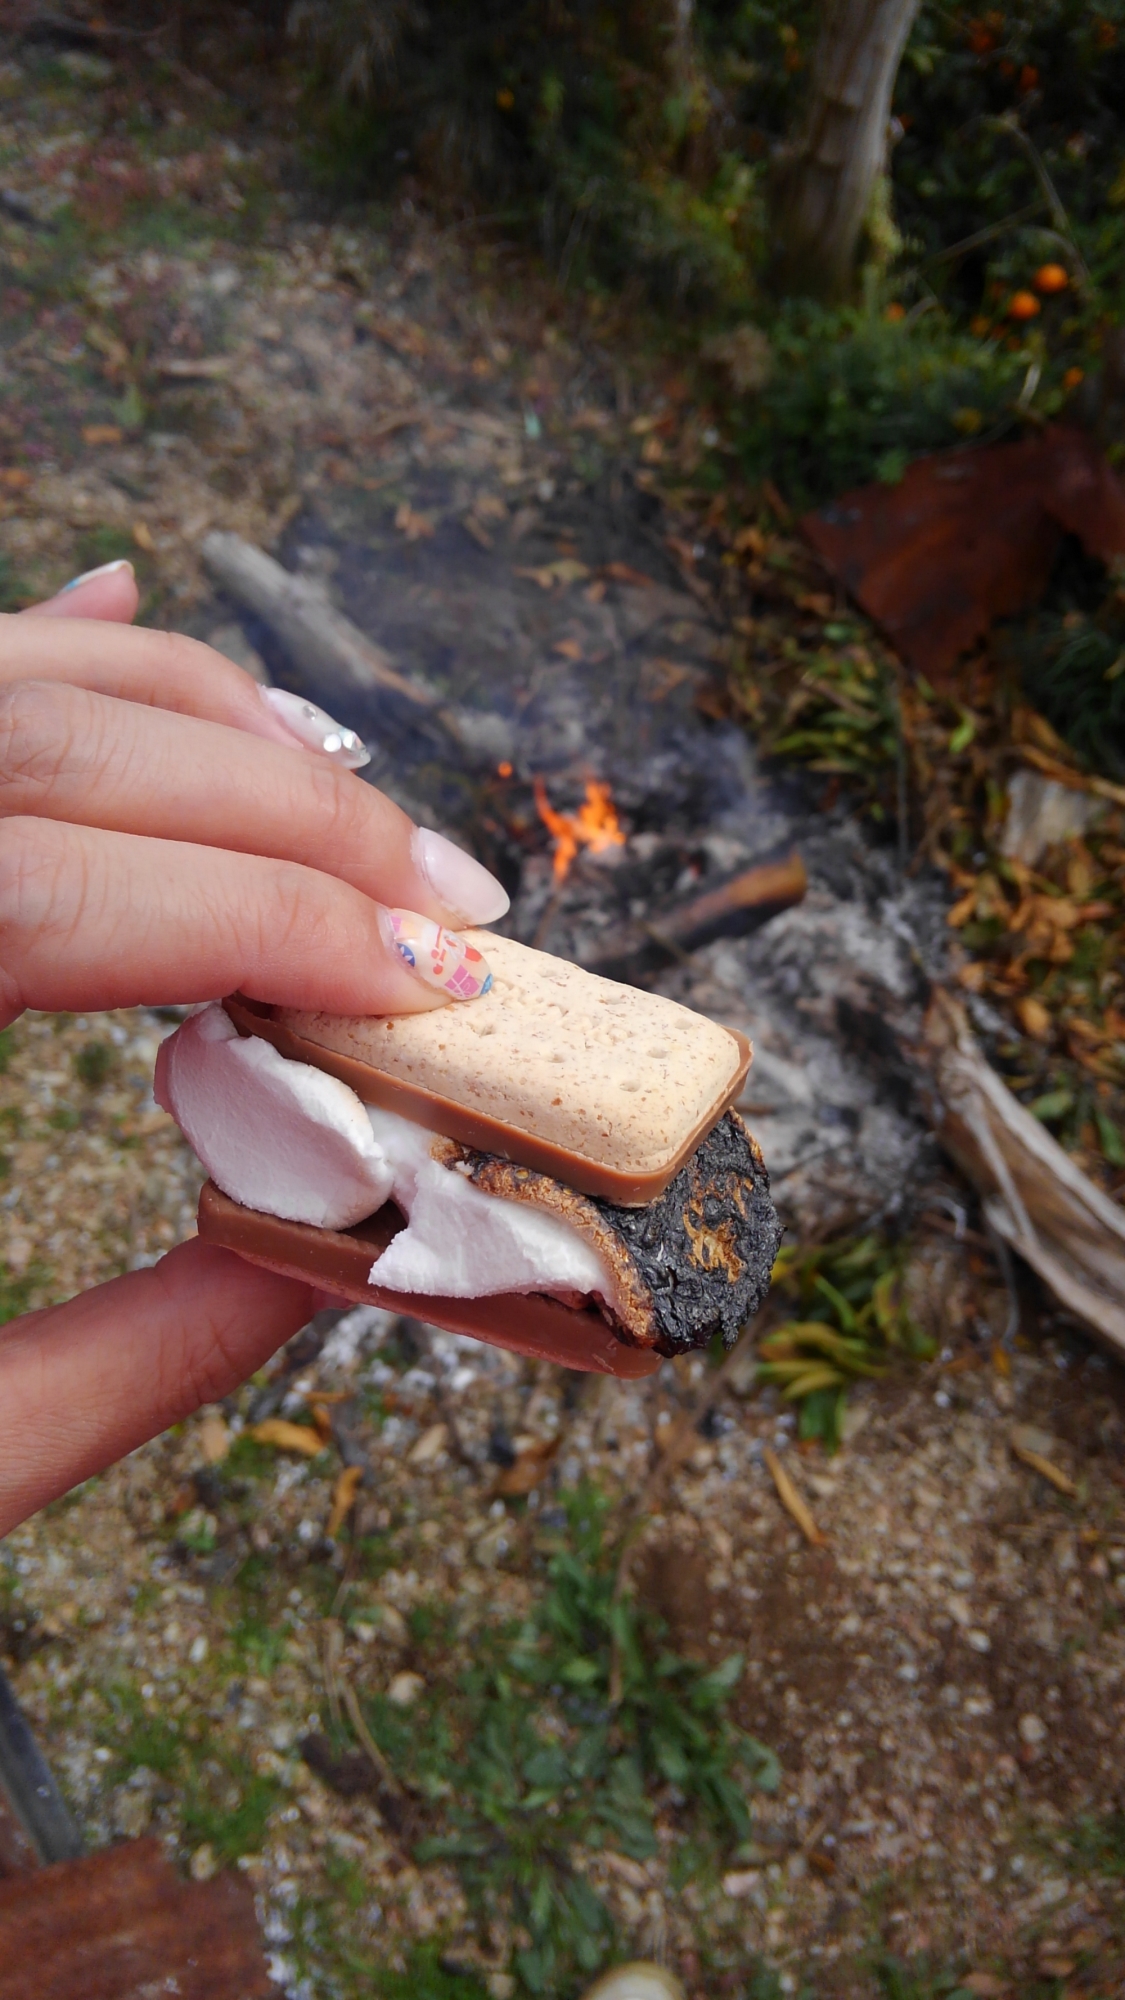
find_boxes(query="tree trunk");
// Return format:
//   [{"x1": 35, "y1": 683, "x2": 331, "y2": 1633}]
[{"x1": 768, "y1": 0, "x2": 920, "y2": 304}]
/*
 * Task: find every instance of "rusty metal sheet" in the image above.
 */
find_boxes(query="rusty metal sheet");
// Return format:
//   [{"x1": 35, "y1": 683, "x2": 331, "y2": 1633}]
[
  {"x1": 0, "y1": 1836, "x2": 275, "y2": 2000},
  {"x1": 801, "y1": 425, "x2": 1125, "y2": 683}
]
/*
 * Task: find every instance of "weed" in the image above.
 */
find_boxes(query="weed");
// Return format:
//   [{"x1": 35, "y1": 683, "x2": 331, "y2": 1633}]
[
  {"x1": 181, "y1": 1756, "x2": 280, "y2": 1862},
  {"x1": 104, "y1": 1683, "x2": 182, "y2": 1779},
  {"x1": 351, "y1": 1486, "x2": 778, "y2": 1995},
  {"x1": 48, "y1": 1105, "x2": 79, "y2": 1131},
  {"x1": 73, "y1": 526, "x2": 136, "y2": 575},
  {"x1": 1067, "y1": 1806, "x2": 1125, "y2": 1876},
  {"x1": 0, "y1": 1264, "x2": 36, "y2": 1327},
  {"x1": 876, "y1": 1956, "x2": 978, "y2": 2000},
  {"x1": 759, "y1": 1236, "x2": 935, "y2": 1450},
  {"x1": 74, "y1": 1040, "x2": 115, "y2": 1090}
]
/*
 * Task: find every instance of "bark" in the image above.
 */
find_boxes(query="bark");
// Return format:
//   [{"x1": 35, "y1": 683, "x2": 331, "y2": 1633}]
[{"x1": 768, "y1": 0, "x2": 920, "y2": 303}]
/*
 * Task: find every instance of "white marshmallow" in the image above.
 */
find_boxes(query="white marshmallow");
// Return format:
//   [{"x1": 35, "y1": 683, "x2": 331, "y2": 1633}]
[
  {"x1": 156, "y1": 1003, "x2": 393, "y2": 1228},
  {"x1": 365, "y1": 1108, "x2": 611, "y2": 1300},
  {"x1": 158, "y1": 1006, "x2": 618, "y2": 1310}
]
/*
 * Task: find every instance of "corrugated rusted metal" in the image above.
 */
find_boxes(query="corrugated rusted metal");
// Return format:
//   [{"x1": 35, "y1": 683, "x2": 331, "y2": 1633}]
[{"x1": 0, "y1": 1836, "x2": 276, "y2": 2000}]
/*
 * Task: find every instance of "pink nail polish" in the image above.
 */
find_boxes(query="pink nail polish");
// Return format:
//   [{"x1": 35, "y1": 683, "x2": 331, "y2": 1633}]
[{"x1": 387, "y1": 910, "x2": 492, "y2": 1000}]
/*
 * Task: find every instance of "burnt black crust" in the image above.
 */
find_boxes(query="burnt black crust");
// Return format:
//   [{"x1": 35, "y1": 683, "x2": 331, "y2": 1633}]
[{"x1": 593, "y1": 1111, "x2": 782, "y2": 1356}]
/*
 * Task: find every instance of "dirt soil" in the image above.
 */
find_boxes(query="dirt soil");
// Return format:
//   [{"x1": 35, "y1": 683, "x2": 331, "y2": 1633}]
[{"x1": 1, "y1": 24, "x2": 1124, "y2": 2000}]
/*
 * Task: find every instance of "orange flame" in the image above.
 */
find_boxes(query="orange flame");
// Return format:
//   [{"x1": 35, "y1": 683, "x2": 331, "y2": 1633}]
[{"x1": 533, "y1": 776, "x2": 625, "y2": 881}]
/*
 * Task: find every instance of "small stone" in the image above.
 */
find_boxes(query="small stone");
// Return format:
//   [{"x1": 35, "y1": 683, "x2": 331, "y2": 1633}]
[
  {"x1": 198, "y1": 1414, "x2": 231, "y2": 1465},
  {"x1": 721, "y1": 1868, "x2": 761, "y2": 1898},
  {"x1": 1018, "y1": 1712, "x2": 1047, "y2": 1747},
  {"x1": 190, "y1": 1842, "x2": 218, "y2": 1881},
  {"x1": 387, "y1": 1670, "x2": 425, "y2": 1707},
  {"x1": 408, "y1": 1422, "x2": 449, "y2": 1467},
  {"x1": 486, "y1": 1979, "x2": 516, "y2": 2000},
  {"x1": 188, "y1": 1635, "x2": 208, "y2": 1665},
  {"x1": 967, "y1": 1629, "x2": 991, "y2": 1653}
]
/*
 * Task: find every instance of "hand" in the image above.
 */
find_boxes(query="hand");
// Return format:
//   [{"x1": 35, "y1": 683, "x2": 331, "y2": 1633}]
[{"x1": 0, "y1": 561, "x2": 510, "y2": 1533}]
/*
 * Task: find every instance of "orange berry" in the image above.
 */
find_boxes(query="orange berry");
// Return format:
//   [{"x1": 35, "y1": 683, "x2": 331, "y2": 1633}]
[
  {"x1": 1006, "y1": 291, "x2": 1041, "y2": 320},
  {"x1": 970, "y1": 315, "x2": 992, "y2": 337},
  {"x1": 884, "y1": 302, "x2": 906, "y2": 322},
  {"x1": 1033, "y1": 263, "x2": 1069, "y2": 294},
  {"x1": 1063, "y1": 366, "x2": 1085, "y2": 390}
]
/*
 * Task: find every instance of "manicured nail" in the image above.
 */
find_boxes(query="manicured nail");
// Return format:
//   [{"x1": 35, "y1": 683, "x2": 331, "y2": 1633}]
[
  {"x1": 412, "y1": 826, "x2": 510, "y2": 924},
  {"x1": 258, "y1": 686, "x2": 371, "y2": 769},
  {"x1": 386, "y1": 910, "x2": 493, "y2": 1000},
  {"x1": 60, "y1": 558, "x2": 135, "y2": 593}
]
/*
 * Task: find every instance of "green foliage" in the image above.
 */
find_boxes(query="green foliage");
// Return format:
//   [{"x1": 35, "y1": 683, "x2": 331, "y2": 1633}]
[
  {"x1": 293, "y1": 0, "x2": 761, "y2": 308},
  {"x1": 0, "y1": 553, "x2": 32, "y2": 613},
  {"x1": 1013, "y1": 609, "x2": 1125, "y2": 781},
  {"x1": 1067, "y1": 1806, "x2": 1125, "y2": 1875},
  {"x1": 876, "y1": 1957, "x2": 978, "y2": 2000},
  {"x1": 181, "y1": 1756, "x2": 281, "y2": 1862},
  {"x1": 373, "y1": 1943, "x2": 491, "y2": 1999},
  {"x1": 0, "y1": 1264, "x2": 35, "y2": 1328},
  {"x1": 357, "y1": 1486, "x2": 776, "y2": 1996},
  {"x1": 759, "y1": 1236, "x2": 934, "y2": 1450},
  {"x1": 730, "y1": 303, "x2": 1026, "y2": 509},
  {"x1": 0, "y1": 1028, "x2": 15, "y2": 1074},
  {"x1": 74, "y1": 1040, "x2": 115, "y2": 1090}
]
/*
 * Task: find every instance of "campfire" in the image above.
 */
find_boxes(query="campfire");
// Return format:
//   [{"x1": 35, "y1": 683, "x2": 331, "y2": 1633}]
[{"x1": 533, "y1": 775, "x2": 626, "y2": 881}]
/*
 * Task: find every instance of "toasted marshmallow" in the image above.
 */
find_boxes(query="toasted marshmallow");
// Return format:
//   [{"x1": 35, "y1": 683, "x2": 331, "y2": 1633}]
[{"x1": 156, "y1": 1003, "x2": 393, "y2": 1228}]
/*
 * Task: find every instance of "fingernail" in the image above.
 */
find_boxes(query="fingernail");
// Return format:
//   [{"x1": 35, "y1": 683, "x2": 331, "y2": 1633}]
[
  {"x1": 412, "y1": 826, "x2": 510, "y2": 924},
  {"x1": 258, "y1": 686, "x2": 371, "y2": 770},
  {"x1": 385, "y1": 909, "x2": 493, "y2": 1000},
  {"x1": 59, "y1": 558, "x2": 135, "y2": 592}
]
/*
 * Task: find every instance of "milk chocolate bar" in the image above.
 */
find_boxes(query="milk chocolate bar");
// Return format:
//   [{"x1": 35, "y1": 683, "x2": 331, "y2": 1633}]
[{"x1": 197, "y1": 1181, "x2": 662, "y2": 1379}]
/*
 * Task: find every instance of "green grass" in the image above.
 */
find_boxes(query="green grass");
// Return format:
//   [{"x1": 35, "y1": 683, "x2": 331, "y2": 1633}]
[
  {"x1": 181, "y1": 1756, "x2": 281, "y2": 1863},
  {"x1": 74, "y1": 1040, "x2": 114, "y2": 1090},
  {"x1": 0, "y1": 1264, "x2": 36, "y2": 1327},
  {"x1": 347, "y1": 1485, "x2": 778, "y2": 1997},
  {"x1": 757, "y1": 1234, "x2": 935, "y2": 1450},
  {"x1": 0, "y1": 1028, "x2": 15, "y2": 1074}
]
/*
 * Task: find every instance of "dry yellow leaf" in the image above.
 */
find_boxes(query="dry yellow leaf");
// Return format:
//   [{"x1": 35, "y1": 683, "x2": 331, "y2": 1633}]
[
  {"x1": 249, "y1": 1419, "x2": 324, "y2": 1456},
  {"x1": 327, "y1": 1464, "x2": 363, "y2": 1538},
  {"x1": 763, "y1": 1447, "x2": 826, "y2": 1547},
  {"x1": 1016, "y1": 995, "x2": 1051, "y2": 1040},
  {"x1": 946, "y1": 888, "x2": 977, "y2": 928}
]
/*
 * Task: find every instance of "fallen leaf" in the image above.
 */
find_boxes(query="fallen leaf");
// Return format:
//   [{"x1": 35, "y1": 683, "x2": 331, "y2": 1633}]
[
  {"x1": 1016, "y1": 996, "x2": 1052, "y2": 1040},
  {"x1": 1010, "y1": 1432, "x2": 1078, "y2": 1496},
  {"x1": 394, "y1": 501, "x2": 435, "y2": 540},
  {"x1": 962, "y1": 1974, "x2": 1011, "y2": 1998},
  {"x1": 249, "y1": 1419, "x2": 324, "y2": 1456},
  {"x1": 81, "y1": 423, "x2": 123, "y2": 446},
  {"x1": 0, "y1": 467, "x2": 31, "y2": 490},
  {"x1": 326, "y1": 1464, "x2": 363, "y2": 1538},
  {"x1": 132, "y1": 520, "x2": 155, "y2": 552},
  {"x1": 408, "y1": 1421, "x2": 449, "y2": 1467},
  {"x1": 552, "y1": 637, "x2": 583, "y2": 660},
  {"x1": 763, "y1": 1446, "x2": 826, "y2": 1547},
  {"x1": 492, "y1": 1435, "x2": 560, "y2": 1496},
  {"x1": 802, "y1": 426, "x2": 1125, "y2": 684},
  {"x1": 600, "y1": 560, "x2": 658, "y2": 589}
]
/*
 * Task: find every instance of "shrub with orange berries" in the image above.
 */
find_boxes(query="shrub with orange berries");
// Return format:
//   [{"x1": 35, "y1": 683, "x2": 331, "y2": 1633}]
[
  {"x1": 1033, "y1": 264, "x2": 1069, "y2": 294},
  {"x1": 1006, "y1": 291, "x2": 1041, "y2": 320}
]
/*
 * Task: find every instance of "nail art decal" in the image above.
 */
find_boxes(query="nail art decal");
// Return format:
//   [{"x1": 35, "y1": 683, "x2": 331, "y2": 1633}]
[
  {"x1": 388, "y1": 910, "x2": 493, "y2": 1000},
  {"x1": 259, "y1": 686, "x2": 371, "y2": 770}
]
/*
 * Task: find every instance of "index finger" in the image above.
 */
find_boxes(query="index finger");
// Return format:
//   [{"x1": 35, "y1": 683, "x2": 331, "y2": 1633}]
[{"x1": 0, "y1": 612, "x2": 303, "y2": 750}]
